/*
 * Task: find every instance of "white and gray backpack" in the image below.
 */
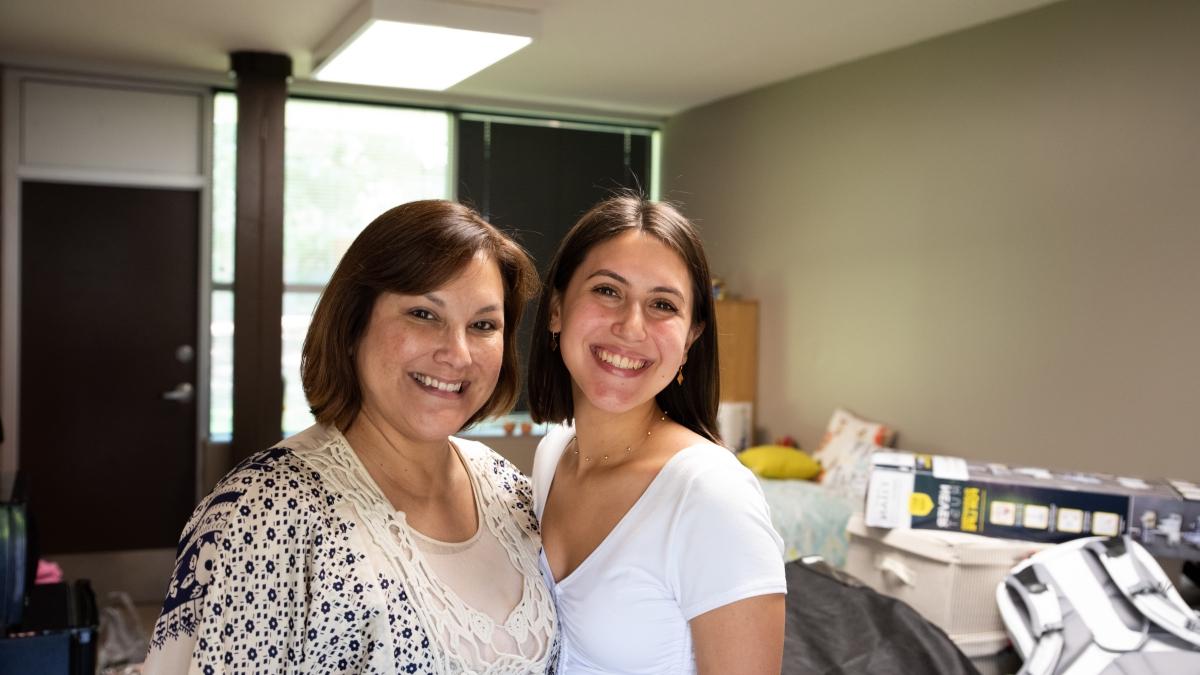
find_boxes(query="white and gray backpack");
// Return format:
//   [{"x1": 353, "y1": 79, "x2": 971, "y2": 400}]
[{"x1": 997, "y1": 535, "x2": 1200, "y2": 675}]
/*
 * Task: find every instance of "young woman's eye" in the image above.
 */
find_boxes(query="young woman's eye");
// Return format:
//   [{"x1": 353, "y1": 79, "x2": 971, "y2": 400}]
[
  {"x1": 652, "y1": 299, "x2": 679, "y2": 313},
  {"x1": 592, "y1": 284, "x2": 619, "y2": 298},
  {"x1": 472, "y1": 320, "x2": 499, "y2": 332},
  {"x1": 409, "y1": 308, "x2": 436, "y2": 321}
]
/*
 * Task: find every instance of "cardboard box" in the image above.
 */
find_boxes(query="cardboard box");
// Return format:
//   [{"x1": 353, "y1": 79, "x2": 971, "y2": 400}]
[{"x1": 863, "y1": 451, "x2": 1200, "y2": 560}]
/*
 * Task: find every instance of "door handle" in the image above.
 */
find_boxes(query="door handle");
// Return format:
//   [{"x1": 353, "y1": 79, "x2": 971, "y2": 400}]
[{"x1": 162, "y1": 382, "x2": 194, "y2": 403}]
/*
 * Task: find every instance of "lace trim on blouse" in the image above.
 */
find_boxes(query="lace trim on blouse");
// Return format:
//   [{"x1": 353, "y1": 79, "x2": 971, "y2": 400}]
[{"x1": 297, "y1": 431, "x2": 555, "y2": 674}]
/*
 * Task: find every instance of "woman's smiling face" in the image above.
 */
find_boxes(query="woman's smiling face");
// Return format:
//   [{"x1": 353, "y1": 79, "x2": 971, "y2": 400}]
[
  {"x1": 354, "y1": 253, "x2": 505, "y2": 443},
  {"x1": 550, "y1": 230, "x2": 702, "y2": 415}
]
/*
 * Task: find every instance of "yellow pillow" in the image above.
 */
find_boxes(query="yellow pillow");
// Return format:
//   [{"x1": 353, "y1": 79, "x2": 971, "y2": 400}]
[{"x1": 738, "y1": 445, "x2": 822, "y2": 480}]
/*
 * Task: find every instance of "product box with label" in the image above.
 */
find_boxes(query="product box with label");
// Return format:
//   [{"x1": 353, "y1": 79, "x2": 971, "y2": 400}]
[{"x1": 863, "y1": 451, "x2": 1200, "y2": 560}]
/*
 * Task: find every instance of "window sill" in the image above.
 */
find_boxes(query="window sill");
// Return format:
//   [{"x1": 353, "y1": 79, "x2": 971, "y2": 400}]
[{"x1": 459, "y1": 412, "x2": 547, "y2": 440}]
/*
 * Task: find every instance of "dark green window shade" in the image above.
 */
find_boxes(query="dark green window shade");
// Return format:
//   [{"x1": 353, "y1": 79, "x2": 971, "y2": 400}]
[{"x1": 457, "y1": 118, "x2": 651, "y2": 408}]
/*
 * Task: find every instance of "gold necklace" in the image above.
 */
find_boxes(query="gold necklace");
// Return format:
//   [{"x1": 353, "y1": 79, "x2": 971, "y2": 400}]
[{"x1": 572, "y1": 410, "x2": 668, "y2": 463}]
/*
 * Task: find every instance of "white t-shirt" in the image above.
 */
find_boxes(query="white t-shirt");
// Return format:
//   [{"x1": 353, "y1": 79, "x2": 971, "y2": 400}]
[{"x1": 532, "y1": 424, "x2": 786, "y2": 675}]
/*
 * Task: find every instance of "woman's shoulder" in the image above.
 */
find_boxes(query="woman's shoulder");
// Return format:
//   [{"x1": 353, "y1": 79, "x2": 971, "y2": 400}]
[
  {"x1": 218, "y1": 426, "x2": 333, "y2": 487},
  {"x1": 453, "y1": 435, "x2": 539, "y2": 536},
  {"x1": 667, "y1": 437, "x2": 744, "y2": 475},
  {"x1": 530, "y1": 422, "x2": 572, "y2": 481},
  {"x1": 660, "y1": 438, "x2": 761, "y2": 498},
  {"x1": 150, "y1": 431, "x2": 332, "y2": 641},
  {"x1": 197, "y1": 426, "x2": 340, "y2": 525},
  {"x1": 660, "y1": 440, "x2": 785, "y2": 576},
  {"x1": 538, "y1": 422, "x2": 574, "y2": 451},
  {"x1": 453, "y1": 434, "x2": 526, "y2": 475},
  {"x1": 452, "y1": 435, "x2": 533, "y2": 497}
]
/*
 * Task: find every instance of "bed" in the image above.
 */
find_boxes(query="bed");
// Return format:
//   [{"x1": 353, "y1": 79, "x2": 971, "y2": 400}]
[
  {"x1": 751, "y1": 407, "x2": 892, "y2": 567},
  {"x1": 758, "y1": 477, "x2": 858, "y2": 567}
]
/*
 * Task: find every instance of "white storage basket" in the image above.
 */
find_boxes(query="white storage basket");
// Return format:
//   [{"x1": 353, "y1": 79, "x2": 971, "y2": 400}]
[{"x1": 844, "y1": 513, "x2": 1052, "y2": 656}]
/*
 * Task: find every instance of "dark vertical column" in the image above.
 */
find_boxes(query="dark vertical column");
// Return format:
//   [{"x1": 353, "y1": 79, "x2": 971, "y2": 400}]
[{"x1": 230, "y1": 51, "x2": 290, "y2": 463}]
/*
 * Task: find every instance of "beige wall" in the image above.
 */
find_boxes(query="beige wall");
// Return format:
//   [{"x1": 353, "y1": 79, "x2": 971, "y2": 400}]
[{"x1": 663, "y1": 0, "x2": 1200, "y2": 479}]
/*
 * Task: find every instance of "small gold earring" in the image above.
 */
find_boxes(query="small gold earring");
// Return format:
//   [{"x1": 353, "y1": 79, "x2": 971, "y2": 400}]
[
  {"x1": 676, "y1": 366, "x2": 685, "y2": 385},
  {"x1": 550, "y1": 332, "x2": 559, "y2": 351}
]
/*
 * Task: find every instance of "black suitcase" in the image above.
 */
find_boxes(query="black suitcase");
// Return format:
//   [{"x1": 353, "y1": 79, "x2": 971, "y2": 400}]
[{"x1": 783, "y1": 557, "x2": 981, "y2": 675}]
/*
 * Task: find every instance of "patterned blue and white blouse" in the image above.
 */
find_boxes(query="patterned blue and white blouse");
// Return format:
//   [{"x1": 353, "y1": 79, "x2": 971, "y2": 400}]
[{"x1": 143, "y1": 424, "x2": 557, "y2": 674}]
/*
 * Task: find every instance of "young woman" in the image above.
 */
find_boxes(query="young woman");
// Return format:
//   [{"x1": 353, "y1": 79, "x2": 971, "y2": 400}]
[
  {"x1": 527, "y1": 196, "x2": 785, "y2": 674},
  {"x1": 144, "y1": 201, "x2": 556, "y2": 674}
]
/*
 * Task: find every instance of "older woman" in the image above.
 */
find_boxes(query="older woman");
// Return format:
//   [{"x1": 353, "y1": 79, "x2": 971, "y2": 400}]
[
  {"x1": 145, "y1": 201, "x2": 556, "y2": 674},
  {"x1": 527, "y1": 196, "x2": 785, "y2": 675}
]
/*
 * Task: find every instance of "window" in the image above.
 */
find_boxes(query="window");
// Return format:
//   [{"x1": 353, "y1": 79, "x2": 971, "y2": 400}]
[
  {"x1": 210, "y1": 94, "x2": 452, "y2": 436},
  {"x1": 281, "y1": 99, "x2": 452, "y2": 434},
  {"x1": 210, "y1": 93, "x2": 236, "y2": 437},
  {"x1": 210, "y1": 97, "x2": 656, "y2": 439}
]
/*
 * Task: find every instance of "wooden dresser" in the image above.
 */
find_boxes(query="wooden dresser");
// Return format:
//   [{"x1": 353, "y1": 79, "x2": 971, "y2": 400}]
[{"x1": 713, "y1": 298, "x2": 759, "y2": 433}]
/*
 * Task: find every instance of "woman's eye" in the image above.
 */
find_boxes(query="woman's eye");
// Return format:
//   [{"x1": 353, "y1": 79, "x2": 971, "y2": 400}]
[
  {"x1": 652, "y1": 299, "x2": 679, "y2": 313},
  {"x1": 409, "y1": 308, "x2": 436, "y2": 321},
  {"x1": 592, "y1": 285, "x2": 619, "y2": 298},
  {"x1": 472, "y1": 320, "x2": 499, "y2": 332}
]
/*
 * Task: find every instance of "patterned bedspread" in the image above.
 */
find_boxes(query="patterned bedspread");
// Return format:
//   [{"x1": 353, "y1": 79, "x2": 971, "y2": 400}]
[{"x1": 757, "y1": 478, "x2": 858, "y2": 568}]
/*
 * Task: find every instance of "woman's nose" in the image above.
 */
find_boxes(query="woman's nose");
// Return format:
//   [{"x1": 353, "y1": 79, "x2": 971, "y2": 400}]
[
  {"x1": 436, "y1": 329, "x2": 471, "y2": 367},
  {"x1": 614, "y1": 303, "x2": 647, "y2": 341}
]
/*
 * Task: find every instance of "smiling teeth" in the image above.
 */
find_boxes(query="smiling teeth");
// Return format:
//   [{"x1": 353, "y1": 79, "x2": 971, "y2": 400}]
[
  {"x1": 413, "y1": 374, "x2": 463, "y2": 392},
  {"x1": 597, "y1": 349, "x2": 647, "y2": 371}
]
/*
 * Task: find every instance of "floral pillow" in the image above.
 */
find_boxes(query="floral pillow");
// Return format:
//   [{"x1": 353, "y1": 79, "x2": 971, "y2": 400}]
[
  {"x1": 812, "y1": 407, "x2": 895, "y2": 477},
  {"x1": 820, "y1": 438, "x2": 882, "y2": 502}
]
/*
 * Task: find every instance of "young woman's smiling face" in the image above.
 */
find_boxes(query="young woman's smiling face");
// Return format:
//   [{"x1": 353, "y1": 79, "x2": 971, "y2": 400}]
[
  {"x1": 550, "y1": 230, "x2": 702, "y2": 415},
  {"x1": 354, "y1": 253, "x2": 505, "y2": 444}
]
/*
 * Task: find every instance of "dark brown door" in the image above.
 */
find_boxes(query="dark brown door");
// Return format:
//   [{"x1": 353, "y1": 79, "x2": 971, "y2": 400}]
[{"x1": 20, "y1": 181, "x2": 198, "y2": 554}]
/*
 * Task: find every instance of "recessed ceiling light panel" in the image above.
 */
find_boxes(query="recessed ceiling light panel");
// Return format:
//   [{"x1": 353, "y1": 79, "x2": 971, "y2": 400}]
[{"x1": 313, "y1": 0, "x2": 539, "y2": 91}]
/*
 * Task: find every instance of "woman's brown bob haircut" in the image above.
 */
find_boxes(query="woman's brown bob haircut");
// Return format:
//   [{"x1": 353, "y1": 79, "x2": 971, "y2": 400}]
[
  {"x1": 526, "y1": 195, "x2": 721, "y2": 444},
  {"x1": 302, "y1": 200, "x2": 539, "y2": 432}
]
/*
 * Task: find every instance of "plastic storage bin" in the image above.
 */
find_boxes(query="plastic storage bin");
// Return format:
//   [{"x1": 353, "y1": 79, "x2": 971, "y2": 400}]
[{"x1": 844, "y1": 513, "x2": 1051, "y2": 657}]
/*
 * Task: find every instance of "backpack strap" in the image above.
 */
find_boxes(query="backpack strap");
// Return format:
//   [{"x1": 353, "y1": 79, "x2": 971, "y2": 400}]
[
  {"x1": 1007, "y1": 564, "x2": 1065, "y2": 675},
  {"x1": 1085, "y1": 537, "x2": 1200, "y2": 648}
]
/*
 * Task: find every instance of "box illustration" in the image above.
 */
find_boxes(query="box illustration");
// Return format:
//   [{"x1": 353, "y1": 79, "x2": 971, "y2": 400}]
[{"x1": 864, "y1": 451, "x2": 1200, "y2": 560}]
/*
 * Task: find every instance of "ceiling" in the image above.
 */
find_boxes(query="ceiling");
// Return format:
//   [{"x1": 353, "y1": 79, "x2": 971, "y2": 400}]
[{"x1": 0, "y1": 0, "x2": 1062, "y2": 119}]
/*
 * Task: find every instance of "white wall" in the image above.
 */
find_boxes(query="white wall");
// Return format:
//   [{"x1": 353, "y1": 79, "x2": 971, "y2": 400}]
[{"x1": 663, "y1": 0, "x2": 1200, "y2": 479}]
